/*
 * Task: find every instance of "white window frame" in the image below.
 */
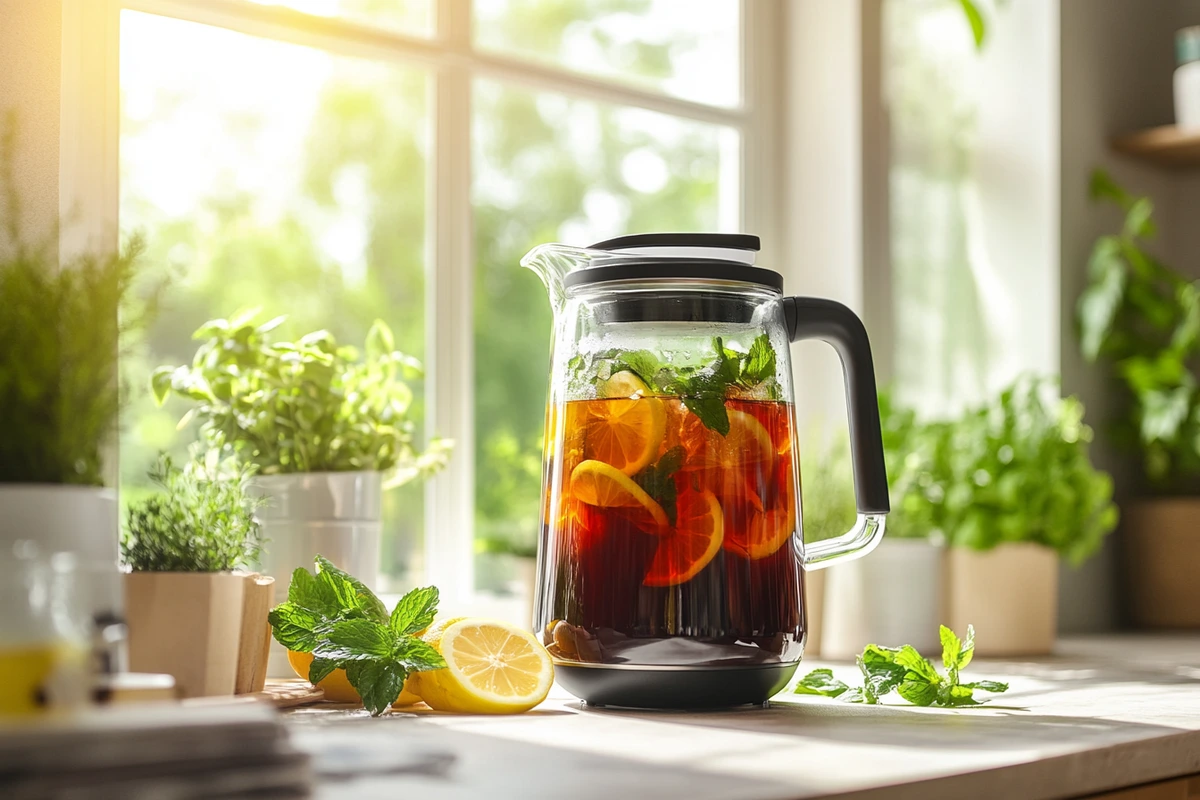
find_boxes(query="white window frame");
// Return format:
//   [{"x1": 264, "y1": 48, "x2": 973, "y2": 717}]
[{"x1": 60, "y1": 0, "x2": 784, "y2": 609}]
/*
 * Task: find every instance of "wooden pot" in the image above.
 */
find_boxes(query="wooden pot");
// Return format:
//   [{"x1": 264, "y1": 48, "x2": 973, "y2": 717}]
[
  {"x1": 1126, "y1": 498, "x2": 1200, "y2": 629},
  {"x1": 125, "y1": 572, "x2": 246, "y2": 698},
  {"x1": 945, "y1": 543, "x2": 1058, "y2": 656}
]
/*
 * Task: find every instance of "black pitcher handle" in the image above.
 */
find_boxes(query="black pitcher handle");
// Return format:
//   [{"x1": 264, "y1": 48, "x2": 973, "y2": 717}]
[{"x1": 784, "y1": 296, "x2": 890, "y2": 516}]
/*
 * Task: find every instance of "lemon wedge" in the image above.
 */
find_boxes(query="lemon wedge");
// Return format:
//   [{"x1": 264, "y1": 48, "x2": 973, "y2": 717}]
[{"x1": 412, "y1": 619, "x2": 554, "y2": 714}]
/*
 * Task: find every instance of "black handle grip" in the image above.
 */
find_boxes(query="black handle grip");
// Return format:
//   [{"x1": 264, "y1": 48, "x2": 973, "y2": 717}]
[{"x1": 784, "y1": 297, "x2": 890, "y2": 515}]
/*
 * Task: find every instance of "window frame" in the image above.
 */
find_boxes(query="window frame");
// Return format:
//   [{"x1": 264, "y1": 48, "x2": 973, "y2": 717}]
[{"x1": 61, "y1": 0, "x2": 784, "y2": 608}]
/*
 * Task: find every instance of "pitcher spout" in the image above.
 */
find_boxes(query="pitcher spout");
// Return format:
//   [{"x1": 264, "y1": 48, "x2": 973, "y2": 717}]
[{"x1": 521, "y1": 243, "x2": 591, "y2": 315}]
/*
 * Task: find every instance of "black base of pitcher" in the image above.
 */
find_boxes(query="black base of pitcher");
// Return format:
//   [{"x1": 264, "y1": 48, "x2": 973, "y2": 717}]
[{"x1": 555, "y1": 662, "x2": 799, "y2": 710}]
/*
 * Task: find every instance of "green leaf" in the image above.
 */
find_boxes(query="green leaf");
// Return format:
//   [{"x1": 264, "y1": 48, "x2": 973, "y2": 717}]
[
  {"x1": 1124, "y1": 197, "x2": 1157, "y2": 240},
  {"x1": 633, "y1": 446, "x2": 686, "y2": 525},
  {"x1": 314, "y1": 619, "x2": 395, "y2": 662},
  {"x1": 392, "y1": 637, "x2": 447, "y2": 673},
  {"x1": 345, "y1": 660, "x2": 408, "y2": 716},
  {"x1": 897, "y1": 677, "x2": 941, "y2": 707},
  {"x1": 315, "y1": 555, "x2": 389, "y2": 623},
  {"x1": 939, "y1": 625, "x2": 961, "y2": 672},
  {"x1": 742, "y1": 334, "x2": 777, "y2": 384},
  {"x1": 840, "y1": 688, "x2": 867, "y2": 704},
  {"x1": 287, "y1": 567, "x2": 341, "y2": 617},
  {"x1": 267, "y1": 603, "x2": 322, "y2": 653},
  {"x1": 962, "y1": 679, "x2": 1008, "y2": 694},
  {"x1": 958, "y1": 624, "x2": 976, "y2": 670},
  {"x1": 150, "y1": 367, "x2": 175, "y2": 406},
  {"x1": 389, "y1": 586, "x2": 439, "y2": 636},
  {"x1": 1089, "y1": 169, "x2": 1129, "y2": 206},
  {"x1": 793, "y1": 668, "x2": 849, "y2": 698},
  {"x1": 616, "y1": 350, "x2": 661, "y2": 388},
  {"x1": 859, "y1": 645, "x2": 908, "y2": 698},
  {"x1": 942, "y1": 684, "x2": 982, "y2": 707},
  {"x1": 682, "y1": 393, "x2": 730, "y2": 436},
  {"x1": 365, "y1": 319, "x2": 394, "y2": 362},
  {"x1": 308, "y1": 657, "x2": 339, "y2": 684},
  {"x1": 957, "y1": 0, "x2": 986, "y2": 49}
]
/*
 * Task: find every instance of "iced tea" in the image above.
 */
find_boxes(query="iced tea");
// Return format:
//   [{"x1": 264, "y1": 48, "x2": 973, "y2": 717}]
[{"x1": 538, "y1": 367, "x2": 806, "y2": 667}]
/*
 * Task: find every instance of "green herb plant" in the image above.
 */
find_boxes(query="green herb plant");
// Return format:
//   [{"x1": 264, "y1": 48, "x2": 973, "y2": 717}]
[
  {"x1": 122, "y1": 452, "x2": 264, "y2": 572},
  {"x1": 795, "y1": 624, "x2": 1009, "y2": 707},
  {"x1": 570, "y1": 334, "x2": 780, "y2": 436},
  {"x1": 152, "y1": 311, "x2": 451, "y2": 486},
  {"x1": 1077, "y1": 170, "x2": 1200, "y2": 491},
  {"x1": 268, "y1": 556, "x2": 446, "y2": 715},
  {"x1": 0, "y1": 113, "x2": 151, "y2": 486}
]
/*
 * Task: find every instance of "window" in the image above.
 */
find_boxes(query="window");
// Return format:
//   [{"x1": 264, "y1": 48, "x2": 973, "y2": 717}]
[{"x1": 102, "y1": 0, "x2": 774, "y2": 615}]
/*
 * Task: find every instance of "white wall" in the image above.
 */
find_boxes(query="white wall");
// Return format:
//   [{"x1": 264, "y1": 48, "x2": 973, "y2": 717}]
[{"x1": 0, "y1": 0, "x2": 62, "y2": 254}]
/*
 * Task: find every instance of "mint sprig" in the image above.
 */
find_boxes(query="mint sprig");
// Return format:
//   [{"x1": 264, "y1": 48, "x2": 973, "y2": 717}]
[
  {"x1": 794, "y1": 624, "x2": 1009, "y2": 708},
  {"x1": 267, "y1": 556, "x2": 446, "y2": 715},
  {"x1": 573, "y1": 334, "x2": 782, "y2": 436}
]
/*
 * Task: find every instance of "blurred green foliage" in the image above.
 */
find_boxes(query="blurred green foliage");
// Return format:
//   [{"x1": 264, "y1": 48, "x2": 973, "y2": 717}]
[
  {"x1": 151, "y1": 313, "x2": 450, "y2": 483},
  {"x1": 0, "y1": 116, "x2": 150, "y2": 486},
  {"x1": 1078, "y1": 170, "x2": 1200, "y2": 491},
  {"x1": 803, "y1": 378, "x2": 1118, "y2": 564}
]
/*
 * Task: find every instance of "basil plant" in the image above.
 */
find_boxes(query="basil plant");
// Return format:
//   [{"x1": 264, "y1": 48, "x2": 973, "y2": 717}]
[{"x1": 152, "y1": 311, "x2": 451, "y2": 487}]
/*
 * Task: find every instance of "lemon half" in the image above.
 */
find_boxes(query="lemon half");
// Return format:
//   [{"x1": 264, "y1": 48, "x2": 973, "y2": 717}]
[{"x1": 412, "y1": 619, "x2": 554, "y2": 714}]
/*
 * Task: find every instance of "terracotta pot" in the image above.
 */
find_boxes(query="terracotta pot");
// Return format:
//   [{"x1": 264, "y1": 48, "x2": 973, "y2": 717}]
[
  {"x1": 1126, "y1": 498, "x2": 1200, "y2": 629},
  {"x1": 820, "y1": 538, "x2": 943, "y2": 659},
  {"x1": 125, "y1": 572, "x2": 246, "y2": 698},
  {"x1": 803, "y1": 568, "x2": 826, "y2": 656},
  {"x1": 945, "y1": 543, "x2": 1058, "y2": 656}
]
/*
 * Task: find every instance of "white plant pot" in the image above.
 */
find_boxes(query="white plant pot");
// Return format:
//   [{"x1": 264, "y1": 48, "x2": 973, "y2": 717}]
[
  {"x1": 0, "y1": 485, "x2": 122, "y2": 627},
  {"x1": 820, "y1": 538, "x2": 943, "y2": 659},
  {"x1": 251, "y1": 471, "x2": 383, "y2": 678}
]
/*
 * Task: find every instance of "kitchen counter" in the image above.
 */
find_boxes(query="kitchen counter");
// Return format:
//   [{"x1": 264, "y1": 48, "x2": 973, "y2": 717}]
[{"x1": 288, "y1": 635, "x2": 1200, "y2": 799}]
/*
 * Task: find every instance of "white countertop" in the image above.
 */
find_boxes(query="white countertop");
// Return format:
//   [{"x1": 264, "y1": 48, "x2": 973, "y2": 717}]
[{"x1": 290, "y1": 635, "x2": 1200, "y2": 799}]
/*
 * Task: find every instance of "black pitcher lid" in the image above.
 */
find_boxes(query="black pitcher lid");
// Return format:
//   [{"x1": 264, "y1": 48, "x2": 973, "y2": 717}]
[{"x1": 563, "y1": 232, "x2": 783, "y2": 293}]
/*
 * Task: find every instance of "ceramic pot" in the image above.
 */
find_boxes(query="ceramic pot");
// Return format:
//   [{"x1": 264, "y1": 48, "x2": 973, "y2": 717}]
[
  {"x1": 0, "y1": 485, "x2": 122, "y2": 627},
  {"x1": 1126, "y1": 498, "x2": 1200, "y2": 629},
  {"x1": 945, "y1": 542, "x2": 1058, "y2": 656},
  {"x1": 252, "y1": 471, "x2": 382, "y2": 677},
  {"x1": 125, "y1": 572, "x2": 246, "y2": 698},
  {"x1": 821, "y1": 538, "x2": 942, "y2": 659}
]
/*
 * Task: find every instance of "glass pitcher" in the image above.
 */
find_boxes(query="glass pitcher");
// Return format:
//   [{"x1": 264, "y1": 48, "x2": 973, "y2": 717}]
[{"x1": 524, "y1": 233, "x2": 889, "y2": 709}]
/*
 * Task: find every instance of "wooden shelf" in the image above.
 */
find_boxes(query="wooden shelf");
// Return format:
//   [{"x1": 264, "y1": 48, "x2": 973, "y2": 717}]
[{"x1": 1112, "y1": 124, "x2": 1200, "y2": 168}]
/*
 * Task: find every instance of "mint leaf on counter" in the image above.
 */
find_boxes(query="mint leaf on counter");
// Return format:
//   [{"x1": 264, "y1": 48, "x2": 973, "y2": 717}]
[
  {"x1": 389, "y1": 586, "x2": 439, "y2": 636},
  {"x1": 315, "y1": 619, "x2": 396, "y2": 662},
  {"x1": 267, "y1": 603, "x2": 324, "y2": 653},
  {"x1": 308, "y1": 657, "x2": 339, "y2": 684},
  {"x1": 269, "y1": 560, "x2": 450, "y2": 716},
  {"x1": 346, "y1": 661, "x2": 410, "y2": 717},
  {"x1": 287, "y1": 567, "x2": 341, "y2": 618},
  {"x1": 315, "y1": 555, "x2": 389, "y2": 624},
  {"x1": 792, "y1": 668, "x2": 850, "y2": 698},
  {"x1": 794, "y1": 624, "x2": 1008, "y2": 709}
]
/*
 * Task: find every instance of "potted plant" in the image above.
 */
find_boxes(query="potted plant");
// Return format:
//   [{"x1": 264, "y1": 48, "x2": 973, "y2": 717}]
[
  {"x1": 0, "y1": 120, "x2": 147, "y2": 631},
  {"x1": 816, "y1": 393, "x2": 945, "y2": 658},
  {"x1": 122, "y1": 453, "x2": 271, "y2": 698},
  {"x1": 152, "y1": 313, "x2": 451, "y2": 675},
  {"x1": 932, "y1": 377, "x2": 1117, "y2": 655},
  {"x1": 1077, "y1": 171, "x2": 1200, "y2": 628}
]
